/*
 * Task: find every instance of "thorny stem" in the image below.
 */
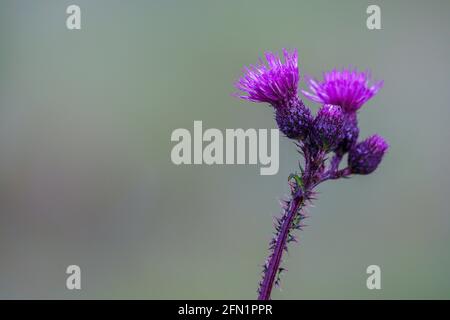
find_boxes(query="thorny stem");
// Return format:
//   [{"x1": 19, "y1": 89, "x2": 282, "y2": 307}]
[
  {"x1": 257, "y1": 190, "x2": 305, "y2": 300},
  {"x1": 257, "y1": 148, "x2": 351, "y2": 300}
]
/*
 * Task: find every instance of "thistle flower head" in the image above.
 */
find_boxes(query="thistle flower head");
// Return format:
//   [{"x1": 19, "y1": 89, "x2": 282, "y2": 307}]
[
  {"x1": 348, "y1": 134, "x2": 389, "y2": 174},
  {"x1": 275, "y1": 98, "x2": 312, "y2": 140},
  {"x1": 235, "y1": 49, "x2": 299, "y2": 108},
  {"x1": 311, "y1": 104, "x2": 345, "y2": 151},
  {"x1": 302, "y1": 68, "x2": 383, "y2": 113}
]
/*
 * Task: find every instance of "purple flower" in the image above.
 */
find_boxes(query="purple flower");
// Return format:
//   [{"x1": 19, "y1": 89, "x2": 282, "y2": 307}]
[
  {"x1": 302, "y1": 68, "x2": 383, "y2": 113},
  {"x1": 348, "y1": 135, "x2": 389, "y2": 174},
  {"x1": 311, "y1": 104, "x2": 345, "y2": 151},
  {"x1": 235, "y1": 49, "x2": 312, "y2": 139},
  {"x1": 235, "y1": 49, "x2": 299, "y2": 107},
  {"x1": 274, "y1": 98, "x2": 312, "y2": 139}
]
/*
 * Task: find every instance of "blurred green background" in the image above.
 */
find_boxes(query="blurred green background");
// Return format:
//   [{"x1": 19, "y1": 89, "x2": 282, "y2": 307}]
[{"x1": 1, "y1": 0, "x2": 449, "y2": 299}]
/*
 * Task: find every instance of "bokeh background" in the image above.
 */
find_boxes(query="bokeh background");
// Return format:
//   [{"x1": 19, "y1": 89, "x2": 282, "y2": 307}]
[{"x1": 1, "y1": 0, "x2": 449, "y2": 299}]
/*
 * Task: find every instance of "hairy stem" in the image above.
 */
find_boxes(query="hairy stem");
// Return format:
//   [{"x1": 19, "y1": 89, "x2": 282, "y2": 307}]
[
  {"x1": 257, "y1": 191, "x2": 305, "y2": 300},
  {"x1": 257, "y1": 145, "x2": 347, "y2": 300}
]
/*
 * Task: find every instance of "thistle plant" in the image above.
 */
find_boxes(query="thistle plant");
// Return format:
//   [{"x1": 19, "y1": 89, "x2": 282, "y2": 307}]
[{"x1": 234, "y1": 49, "x2": 388, "y2": 300}]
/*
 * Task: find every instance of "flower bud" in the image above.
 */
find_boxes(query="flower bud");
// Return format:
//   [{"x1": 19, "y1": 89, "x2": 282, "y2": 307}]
[
  {"x1": 275, "y1": 98, "x2": 312, "y2": 139},
  {"x1": 311, "y1": 104, "x2": 345, "y2": 151},
  {"x1": 348, "y1": 135, "x2": 389, "y2": 174}
]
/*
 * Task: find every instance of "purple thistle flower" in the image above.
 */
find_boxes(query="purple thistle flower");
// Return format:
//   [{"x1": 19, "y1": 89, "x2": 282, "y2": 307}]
[
  {"x1": 311, "y1": 104, "x2": 345, "y2": 151},
  {"x1": 235, "y1": 49, "x2": 312, "y2": 139},
  {"x1": 348, "y1": 134, "x2": 389, "y2": 174},
  {"x1": 302, "y1": 68, "x2": 383, "y2": 113},
  {"x1": 274, "y1": 98, "x2": 312, "y2": 139},
  {"x1": 235, "y1": 49, "x2": 299, "y2": 107}
]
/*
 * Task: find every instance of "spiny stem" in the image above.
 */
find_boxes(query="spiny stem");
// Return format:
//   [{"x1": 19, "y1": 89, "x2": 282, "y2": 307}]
[
  {"x1": 257, "y1": 147, "x2": 349, "y2": 300},
  {"x1": 257, "y1": 191, "x2": 305, "y2": 300}
]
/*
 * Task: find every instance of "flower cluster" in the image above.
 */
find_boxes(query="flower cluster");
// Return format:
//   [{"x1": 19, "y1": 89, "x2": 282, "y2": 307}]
[
  {"x1": 234, "y1": 49, "x2": 389, "y2": 300},
  {"x1": 235, "y1": 49, "x2": 388, "y2": 177}
]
